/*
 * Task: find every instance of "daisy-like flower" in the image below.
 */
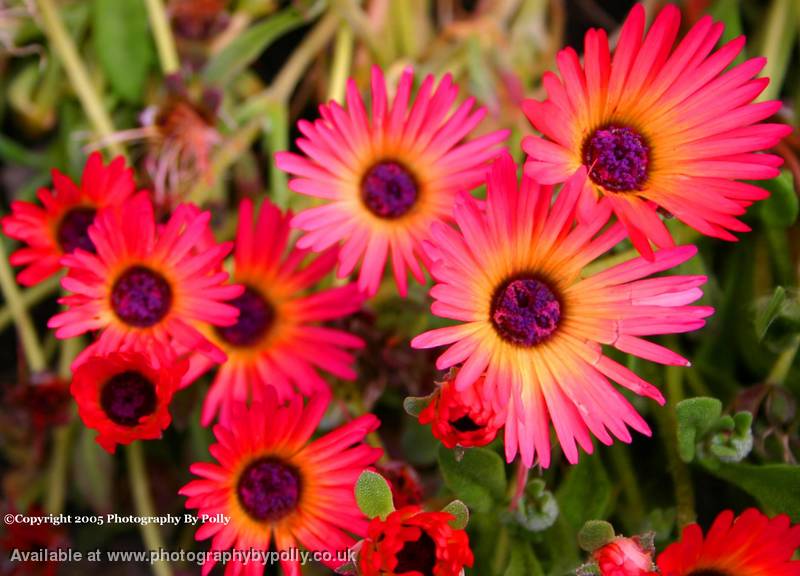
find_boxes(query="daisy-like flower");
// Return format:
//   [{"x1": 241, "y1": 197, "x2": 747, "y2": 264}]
[
  {"x1": 593, "y1": 537, "x2": 657, "y2": 576},
  {"x1": 358, "y1": 506, "x2": 474, "y2": 576},
  {"x1": 657, "y1": 508, "x2": 800, "y2": 576},
  {"x1": 48, "y1": 192, "x2": 242, "y2": 368},
  {"x1": 275, "y1": 65, "x2": 509, "y2": 296},
  {"x1": 522, "y1": 3, "x2": 792, "y2": 259},
  {"x1": 1, "y1": 152, "x2": 135, "y2": 286},
  {"x1": 186, "y1": 198, "x2": 364, "y2": 425},
  {"x1": 418, "y1": 371, "x2": 505, "y2": 449},
  {"x1": 411, "y1": 153, "x2": 714, "y2": 467},
  {"x1": 71, "y1": 351, "x2": 186, "y2": 453},
  {"x1": 179, "y1": 392, "x2": 382, "y2": 576}
]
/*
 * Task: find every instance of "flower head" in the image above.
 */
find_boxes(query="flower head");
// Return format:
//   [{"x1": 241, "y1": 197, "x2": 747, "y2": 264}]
[
  {"x1": 657, "y1": 508, "x2": 800, "y2": 576},
  {"x1": 412, "y1": 153, "x2": 714, "y2": 467},
  {"x1": 594, "y1": 537, "x2": 657, "y2": 576},
  {"x1": 1, "y1": 152, "x2": 135, "y2": 286},
  {"x1": 185, "y1": 198, "x2": 365, "y2": 425},
  {"x1": 418, "y1": 371, "x2": 505, "y2": 449},
  {"x1": 48, "y1": 192, "x2": 242, "y2": 368},
  {"x1": 71, "y1": 351, "x2": 186, "y2": 453},
  {"x1": 522, "y1": 3, "x2": 791, "y2": 259},
  {"x1": 359, "y1": 506, "x2": 474, "y2": 576},
  {"x1": 376, "y1": 462, "x2": 424, "y2": 509},
  {"x1": 180, "y1": 392, "x2": 382, "y2": 575},
  {"x1": 276, "y1": 66, "x2": 509, "y2": 296}
]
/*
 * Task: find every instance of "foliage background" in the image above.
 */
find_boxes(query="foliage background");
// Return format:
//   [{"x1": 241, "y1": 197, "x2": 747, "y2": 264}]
[{"x1": 0, "y1": 0, "x2": 798, "y2": 574}]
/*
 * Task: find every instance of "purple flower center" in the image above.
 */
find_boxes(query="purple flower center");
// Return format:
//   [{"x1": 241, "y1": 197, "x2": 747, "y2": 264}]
[
  {"x1": 491, "y1": 278, "x2": 561, "y2": 347},
  {"x1": 236, "y1": 458, "x2": 301, "y2": 522},
  {"x1": 215, "y1": 287, "x2": 274, "y2": 347},
  {"x1": 100, "y1": 371, "x2": 157, "y2": 427},
  {"x1": 111, "y1": 266, "x2": 173, "y2": 328},
  {"x1": 583, "y1": 125, "x2": 649, "y2": 192},
  {"x1": 687, "y1": 572, "x2": 729, "y2": 576},
  {"x1": 394, "y1": 531, "x2": 437, "y2": 576},
  {"x1": 450, "y1": 415, "x2": 482, "y2": 432},
  {"x1": 57, "y1": 207, "x2": 97, "y2": 254},
  {"x1": 361, "y1": 161, "x2": 418, "y2": 218}
]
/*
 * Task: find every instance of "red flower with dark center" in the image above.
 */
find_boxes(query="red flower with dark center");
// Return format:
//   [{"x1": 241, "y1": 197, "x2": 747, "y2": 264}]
[
  {"x1": 657, "y1": 509, "x2": 800, "y2": 576},
  {"x1": 359, "y1": 506, "x2": 474, "y2": 576},
  {"x1": 376, "y1": 462, "x2": 424, "y2": 508},
  {"x1": 1, "y1": 152, "x2": 135, "y2": 286},
  {"x1": 71, "y1": 351, "x2": 187, "y2": 453},
  {"x1": 418, "y1": 372, "x2": 505, "y2": 449}
]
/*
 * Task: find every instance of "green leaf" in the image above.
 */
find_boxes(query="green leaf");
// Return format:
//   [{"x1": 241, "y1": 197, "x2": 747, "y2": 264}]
[
  {"x1": 756, "y1": 286, "x2": 787, "y2": 341},
  {"x1": 403, "y1": 394, "x2": 433, "y2": 417},
  {"x1": 438, "y1": 445, "x2": 506, "y2": 513},
  {"x1": 441, "y1": 500, "x2": 470, "y2": 530},
  {"x1": 676, "y1": 397, "x2": 722, "y2": 462},
  {"x1": 203, "y1": 9, "x2": 305, "y2": 85},
  {"x1": 512, "y1": 478, "x2": 559, "y2": 532},
  {"x1": 504, "y1": 540, "x2": 544, "y2": 576},
  {"x1": 756, "y1": 0, "x2": 798, "y2": 101},
  {"x1": 758, "y1": 171, "x2": 799, "y2": 229},
  {"x1": 92, "y1": 0, "x2": 154, "y2": 103},
  {"x1": 556, "y1": 454, "x2": 611, "y2": 531},
  {"x1": 354, "y1": 471, "x2": 395, "y2": 520},
  {"x1": 72, "y1": 427, "x2": 113, "y2": 513},
  {"x1": 578, "y1": 520, "x2": 615, "y2": 553},
  {"x1": 700, "y1": 461, "x2": 800, "y2": 521}
]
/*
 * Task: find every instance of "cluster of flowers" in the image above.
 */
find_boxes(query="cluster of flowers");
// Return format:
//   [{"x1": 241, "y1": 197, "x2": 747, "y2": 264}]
[{"x1": 2, "y1": 3, "x2": 798, "y2": 575}]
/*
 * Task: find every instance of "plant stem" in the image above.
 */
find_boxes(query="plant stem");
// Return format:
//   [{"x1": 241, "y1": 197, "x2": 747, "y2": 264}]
[
  {"x1": 0, "y1": 240, "x2": 46, "y2": 372},
  {"x1": 144, "y1": 0, "x2": 180, "y2": 75},
  {"x1": 35, "y1": 0, "x2": 124, "y2": 158},
  {"x1": 0, "y1": 275, "x2": 60, "y2": 334},
  {"x1": 767, "y1": 334, "x2": 800, "y2": 386},
  {"x1": 333, "y1": 0, "x2": 391, "y2": 66},
  {"x1": 608, "y1": 443, "x2": 646, "y2": 531},
  {"x1": 262, "y1": 105, "x2": 289, "y2": 209},
  {"x1": 127, "y1": 442, "x2": 173, "y2": 576},
  {"x1": 491, "y1": 525, "x2": 510, "y2": 574},
  {"x1": 509, "y1": 462, "x2": 529, "y2": 511},
  {"x1": 327, "y1": 24, "x2": 354, "y2": 103}
]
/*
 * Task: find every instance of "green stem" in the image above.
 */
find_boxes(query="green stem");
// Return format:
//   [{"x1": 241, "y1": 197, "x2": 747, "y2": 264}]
[
  {"x1": 766, "y1": 333, "x2": 800, "y2": 385},
  {"x1": 390, "y1": 0, "x2": 416, "y2": 58},
  {"x1": 127, "y1": 442, "x2": 173, "y2": 576},
  {"x1": 327, "y1": 24, "x2": 354, "y2": 103},
  {"x1": 608, "y1": 443, "x2": 646, "y2": 531},
  {"x1": 262, "y1": 104, "x2": 289, "y2": 209},
  {"x1": 0, "y1": 275, "x2": 60, "y2": 334},
  {"x1": 35, "y1": 0, "x2": 124, "y2": 158},
  {"x1": 144, "y1": 0, "x2": 180, "y2": 75},
  {"x1": 491, "y1": 525, "x2": 511, "y2": 575},
  {"x1": 333, "y1": 0, "x2": 391, "y2": 66},
  {"x1": 0, "y1": 240, "x2": 46, "y2": 372}
]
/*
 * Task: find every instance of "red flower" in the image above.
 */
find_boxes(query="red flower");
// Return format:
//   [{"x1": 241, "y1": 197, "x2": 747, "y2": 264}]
[
  {"x1": 418, "y1": 373, "x2": 504, "y2": 449},
  {"x1": 657, "y1": 508, "x2": 800, "y2": 576},
  {"x1": 359, "y1": 506, "x2": 474, "y2": 576},
  {"x1": 0, "y1": 506, "x2": 68, "y2": 576},
  {"x1": 594, "y1": 537, "x2": 657, "y2": 576},
  {"x1": 71, "y1": 351, "x2": 187, "y2": 453},
  {"x1": 1, "y1": 152, "x2": 135, "y2": 286},
  {"x1": 376, "y1": 462, "x2": 424, "y2": 508}
]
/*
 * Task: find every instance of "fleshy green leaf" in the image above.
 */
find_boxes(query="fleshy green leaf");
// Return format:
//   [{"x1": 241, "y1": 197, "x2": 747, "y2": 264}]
[
  {"x1": 441, "y1": 500, "x2": 470, "y2": 530},
  {"x1": 577, "y1": 520, "x2": 615, "y2": 553},
  {"x1": 92, "y1": 0, "x2": 154, "y2": 103},
  {"x1": 354, "y1": 471, "x2": 394, "y2": 520},
  {"x1": 438, "y1": 445, "x2": 506, "y2": 513},
  {"x1": 403, "y1": 394, "x2": 434, "y2": 418},
  {"x1": 203, "y1": 9, "x2": 305, "y2": 85},
  {"x1": 556, "y1": 454, "x2": 611, "y2": 531},
  {"x1": 512, "y1": 478, "x2": 559, "y2": 532},
  {"x1": 676, "y1": 397, "x2": 723, "y2": 462}
]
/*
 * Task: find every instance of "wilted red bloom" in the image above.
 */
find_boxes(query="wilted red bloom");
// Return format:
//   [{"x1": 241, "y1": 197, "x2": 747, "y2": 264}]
[
  {"x1": 71, "y1": 351, "x2": 187, "y2": 453},
  {"x1": 359, "y1": 506, "x2": 474, "y2": 576},
  {"x1": 594, "y1": 537, "x2": 657, "y2": 576},
  {"x1": 418, "y1": 372, "x2": 504, "y2": 449},
  {"x1": 376, "y1": 462, "x2": 424, "y2": 508},
  {"x1": 0, "y1": 506, "x2": 68, "y2": 576},
  {"x1": 657, "y1": 508, "x2": 800, "y2": 576},
  {"x1": 7, "y1": 373, "x2": 71, "y2": 431},
  {"x1": 1, "y1": 152, "x2": 135, "y2": 286},
  {"x1": 168, "y1": 0, "x2": 229, "y2": 40}
]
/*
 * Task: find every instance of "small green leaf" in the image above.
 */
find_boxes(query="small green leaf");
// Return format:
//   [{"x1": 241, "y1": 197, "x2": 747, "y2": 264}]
[
  {"x1": 700, "y1": 461, "x2": 800, "y2": 521},
  {"x1": 441, "y1": 500, "x2": 469, "y2": 530},
  {"x1": 403, "y1": 394, "x2": 433, "y2": 418},
  {"x1": 556, "y1": 454, "x2": 611, "y2": 531},
  {"x1": 756, "y1": 287, "x2": 788, "y2": 341},
  {"x1": 438, "y1": 445, "x2": 506, "y2": 513},
  {"x1": 203, "y1": 9, "x2": 305, "y2": 85},
  {"x1": 758, "y1": 171, "x2": 798, "y2": 229},
  {"x1": 676, "y1": 397, "x2": 722, "y2": 462},
  {"x1": 504, "y1": 540, "x2": 545, "y2": 576},
  {"x1": 577, "y1": 520, "x2": 615, "y2": 553},
  {"x1": 354, "y1": 471, "x2": 394, "y2": 520},
  {"x1": 92, "y1": 0, "x2": 154, "y2": 103}
]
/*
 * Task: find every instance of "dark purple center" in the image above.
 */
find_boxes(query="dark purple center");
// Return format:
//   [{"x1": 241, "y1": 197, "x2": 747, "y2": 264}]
[
  {"x1": 111, "y1": 266, "x2": 172, "y2": 328},
  {"x1": 491, "y1": 278, "x2": 561, "y2": 347},
  {"x1": 450, "y1": 415, "x2": 482, "y2": 432},
  {"x1": 215, "y1": 287, "x2": 274, "y2": 347},
  {"x1": 687, "y1": 571, "x2": 729, "y2": 576},
  {"x1": 394, "y1": 531, "x2": 437, "y2": 576},
  {"x1": 57, "y1": 207, "x2": 97, "y2": 254},
  {"x1": 583, "y1": 125, "x2": 649, "y2": 192},
  {"x1": 100, "y1": 371, "x2": 157, "y2": 427},
  {"x1": 236, "y1": 458, "x2": 301, "y2": 522},
  {"x1": 361, "y1": 161, "x2": 418, "y2": 218}
]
